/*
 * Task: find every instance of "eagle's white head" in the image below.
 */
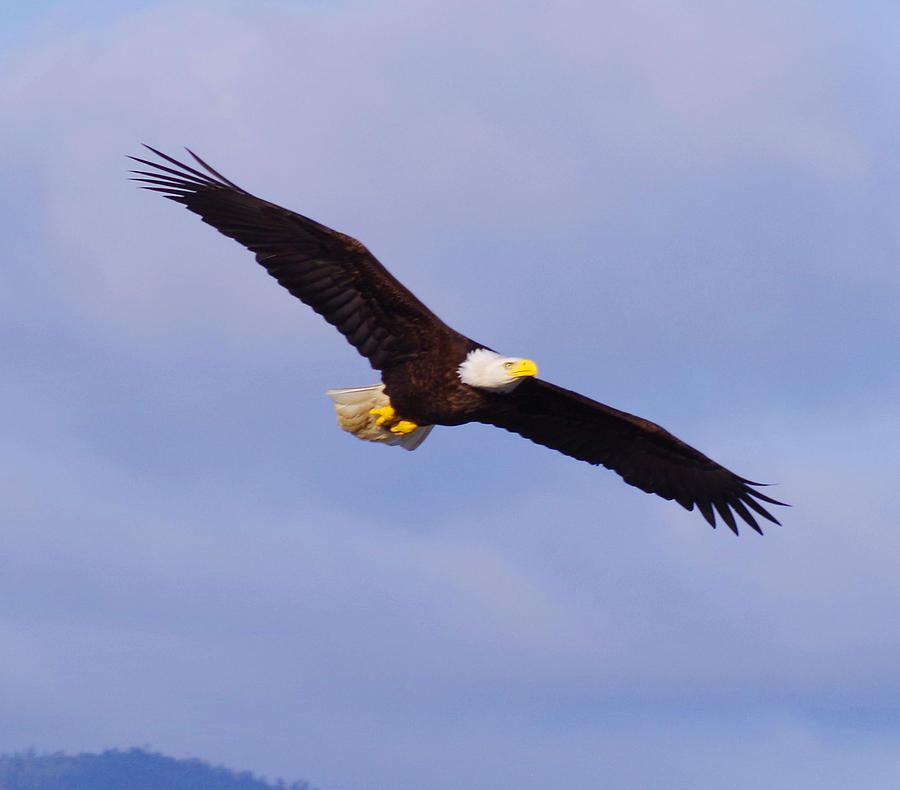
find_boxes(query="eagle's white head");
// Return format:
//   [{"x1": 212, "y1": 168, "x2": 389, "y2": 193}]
[{"x1": 457, "y1": 348, "x2": 538, "y2": 392}]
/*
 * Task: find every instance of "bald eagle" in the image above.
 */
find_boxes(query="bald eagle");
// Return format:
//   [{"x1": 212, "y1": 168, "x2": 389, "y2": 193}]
[{"x1": 130, "y1": 147, "x2": 785, "y2": 534}]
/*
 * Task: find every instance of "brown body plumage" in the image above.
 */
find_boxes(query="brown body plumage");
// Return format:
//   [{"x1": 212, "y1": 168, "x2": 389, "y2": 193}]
[{"x1": 131, "y1": 146, "x2": 786, "y2": 534}]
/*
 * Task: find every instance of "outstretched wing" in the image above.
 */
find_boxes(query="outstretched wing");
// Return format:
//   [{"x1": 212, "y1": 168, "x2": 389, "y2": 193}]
[
  {"x1": 484, "y1": 378, "x2": 786, "y2": 534},
  {"x1": 130, "y1": 146, "x2": 458, "y2": 370}
]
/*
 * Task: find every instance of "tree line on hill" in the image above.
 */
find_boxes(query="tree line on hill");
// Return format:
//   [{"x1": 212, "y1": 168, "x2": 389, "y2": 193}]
[{"x1": 0, "y1": 748, "x2": 315, "y2": 790}]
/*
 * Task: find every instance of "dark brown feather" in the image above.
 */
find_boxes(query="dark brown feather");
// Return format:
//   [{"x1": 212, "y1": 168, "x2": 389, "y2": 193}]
[
  {"x1": 129, "y1": 146, "x2": 460, "y2": 370},
  {"x1": 131, "y1": 147, "x2": 787, "y2": 534},
  {"x1": 482, "y1": 379, "x2": 786, "y2": 534}
]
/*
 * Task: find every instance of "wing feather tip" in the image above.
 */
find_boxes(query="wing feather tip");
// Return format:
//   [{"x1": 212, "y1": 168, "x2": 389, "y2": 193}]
[
  {"x1": 696, "y1": 500, "x2": 716, "y2": 529},
  {"x1": 713, "y1": 500, "x2": 739, "y2": 535}
]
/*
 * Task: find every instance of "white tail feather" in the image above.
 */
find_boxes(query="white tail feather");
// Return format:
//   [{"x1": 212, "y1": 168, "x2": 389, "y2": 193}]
[{"x1": 325, "y1": 384, "x2": 433, "y2": 451}]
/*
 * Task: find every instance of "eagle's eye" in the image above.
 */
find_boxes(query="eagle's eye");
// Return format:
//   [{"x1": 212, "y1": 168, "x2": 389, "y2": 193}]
[{"x1": 503, "y1": 361, "x2": 514, "y2": 369}]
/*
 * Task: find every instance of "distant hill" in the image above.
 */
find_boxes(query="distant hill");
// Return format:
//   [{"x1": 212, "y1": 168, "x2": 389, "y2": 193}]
[{"x1": 0, "y1": 749, "x2": 315, "y2": 790}]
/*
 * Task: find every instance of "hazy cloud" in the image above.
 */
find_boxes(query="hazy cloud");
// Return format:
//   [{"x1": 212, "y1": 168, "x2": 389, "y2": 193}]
[{"x1": 2, "y1": 1, "x2": 899, "y2": 789}]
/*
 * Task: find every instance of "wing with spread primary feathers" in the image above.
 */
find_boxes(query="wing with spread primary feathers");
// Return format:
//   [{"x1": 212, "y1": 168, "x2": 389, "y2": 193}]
[
  {"x1": 484, "y1": 378, "x2": 785, "y2": 534},
  {"x1": 130, "y1": 146, "x2": 457, "y2": 370}
]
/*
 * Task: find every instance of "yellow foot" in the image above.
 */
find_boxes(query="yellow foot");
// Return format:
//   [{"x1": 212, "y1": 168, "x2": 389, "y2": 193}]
[
  {"x1": 369, "y1": 405, "x2": 396, "y2": 426},
  {"x1": 390, "y1": 420, "x2": 419, "y2": 436},
  {"x1": 369, "y1": 405, "x2": 419, "y2": 435}
]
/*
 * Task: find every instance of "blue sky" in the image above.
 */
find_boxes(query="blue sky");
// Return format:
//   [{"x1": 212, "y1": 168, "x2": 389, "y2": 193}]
[{"x1": 2, "y1": 1, "x2": 899, "y2": 789}]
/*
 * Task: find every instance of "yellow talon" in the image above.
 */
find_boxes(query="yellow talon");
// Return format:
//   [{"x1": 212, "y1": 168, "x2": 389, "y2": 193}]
[
  {"x1": 369, "y1": 405, "x2": 396, "y2": 426},
  {"x1": 369, "y1": 404, "x2": 417, "y2": 435},
  {"x1": 390, "y1": 420, "x2": 419, "y2": 436}
]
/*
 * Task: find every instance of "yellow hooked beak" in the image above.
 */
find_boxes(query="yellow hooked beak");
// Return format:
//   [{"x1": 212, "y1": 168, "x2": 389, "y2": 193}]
[{"x1": 506, "y1": 359, "x2": 538, "y2": 378}]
